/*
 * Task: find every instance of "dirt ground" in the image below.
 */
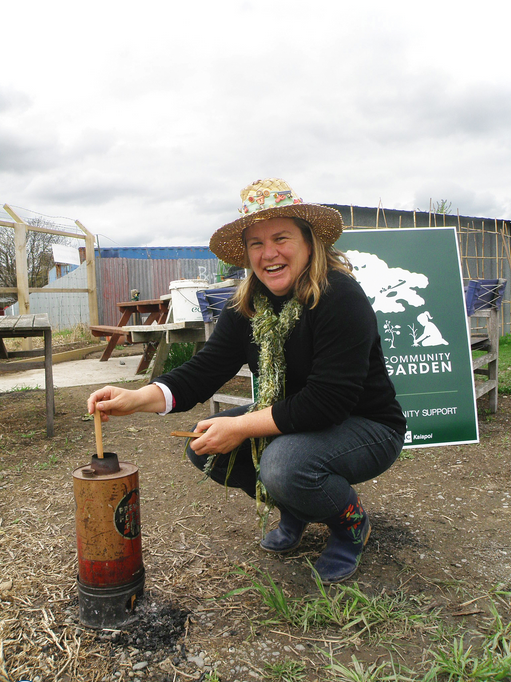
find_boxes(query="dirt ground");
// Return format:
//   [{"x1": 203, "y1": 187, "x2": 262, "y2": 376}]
[{"x1": 1, "y1": 354, "x2": 511, "y2": 682}]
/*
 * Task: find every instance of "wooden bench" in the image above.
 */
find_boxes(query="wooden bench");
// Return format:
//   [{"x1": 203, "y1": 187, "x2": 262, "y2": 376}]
[{"x1": 210, "y1": 364, "x2": 253, "y2": 413}]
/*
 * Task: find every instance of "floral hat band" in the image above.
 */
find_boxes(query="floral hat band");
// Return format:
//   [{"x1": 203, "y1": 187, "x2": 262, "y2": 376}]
[
  {"x1": 209, "y1": 178, "x2": 344, "y2": 268},
  {"x1": 240, "y1": 186, "x2": 303, "y2": 216}
]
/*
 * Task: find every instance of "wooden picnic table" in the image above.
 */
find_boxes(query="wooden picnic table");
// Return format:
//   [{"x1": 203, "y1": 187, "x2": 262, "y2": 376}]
[
  {"x1": 0, "y1": 314, "x2": 55, "y2": 437},
  {"x1": 123, "y1": 319, "x2": 206, "y2": 380},
  {"x1": 90, "y1": 299, "x2": 170, "y2": 375}
]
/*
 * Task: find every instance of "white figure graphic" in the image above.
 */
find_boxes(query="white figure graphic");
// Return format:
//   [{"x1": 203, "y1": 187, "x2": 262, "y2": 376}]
[
  {"x1": 345, "y1": 250, "x2": 428, "y2": 313},
  {"x1": 413, "y1": 311, "x2": 449, "y2": 347}
]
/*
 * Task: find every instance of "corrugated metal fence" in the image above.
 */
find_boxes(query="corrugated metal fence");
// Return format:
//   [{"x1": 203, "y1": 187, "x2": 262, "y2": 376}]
[
  {"x1": 95, "y1": 257, "x2": 218, "y2": 326},
  {"x1": 6, "y1": 257, "x2": 220, "y2": 329}
]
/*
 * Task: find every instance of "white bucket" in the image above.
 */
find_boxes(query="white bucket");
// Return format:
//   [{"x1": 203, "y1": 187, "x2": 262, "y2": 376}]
[{"x1": 169, "y1": 280, "x2": 204, "y2": 323}]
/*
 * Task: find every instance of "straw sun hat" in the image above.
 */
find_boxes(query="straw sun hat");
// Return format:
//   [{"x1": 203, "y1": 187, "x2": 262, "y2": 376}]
[{"x1": 209, "y1": 178, "x2": 344, "y2": 267}]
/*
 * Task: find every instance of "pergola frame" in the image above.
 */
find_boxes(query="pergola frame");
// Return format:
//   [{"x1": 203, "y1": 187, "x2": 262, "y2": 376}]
[{"x1": 0, "y1": 204, "x2": 98, "y2": 326}]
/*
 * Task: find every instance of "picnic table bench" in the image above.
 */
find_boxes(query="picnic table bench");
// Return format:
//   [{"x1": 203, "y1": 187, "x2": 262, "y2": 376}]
[
  {"x1": 0, "y1": 314, "x2": 55, "y2": 437},
  {"x1": 90, "y1": 298, "x2": 170, "y2": 375}
]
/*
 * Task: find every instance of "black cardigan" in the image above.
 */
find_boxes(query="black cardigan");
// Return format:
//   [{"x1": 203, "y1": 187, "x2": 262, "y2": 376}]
[{"x1": 153, "y1": 270, "x2": 406, "y2": 435}]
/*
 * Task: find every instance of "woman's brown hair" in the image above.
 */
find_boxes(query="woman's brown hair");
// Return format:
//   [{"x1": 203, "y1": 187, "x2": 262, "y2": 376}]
[{"x1": 231, "y1": 217, "x2": 352, "y2": 318}]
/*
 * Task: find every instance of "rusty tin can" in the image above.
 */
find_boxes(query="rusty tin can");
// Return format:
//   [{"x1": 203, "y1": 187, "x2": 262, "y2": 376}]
[{"x1": 73, "y1": 452, "x2": 144, "y2": 628}]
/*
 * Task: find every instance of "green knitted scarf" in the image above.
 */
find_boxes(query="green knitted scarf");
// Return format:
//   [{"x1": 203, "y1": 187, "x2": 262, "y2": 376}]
[
  {"x1": 204, "y1": 292, "x2": 303, "y2": 527},
  {"x1": 236, "y1": 293, "x2": 303, "y2": 526}
]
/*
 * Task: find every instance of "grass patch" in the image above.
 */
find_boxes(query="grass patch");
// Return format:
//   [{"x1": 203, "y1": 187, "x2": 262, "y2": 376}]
[
  {"x1": 223, "y1": 565, "x2": 432, "y2": 640},
  {"x1": 222, "y1": 567, "x2": 511, "y2": 681},
  {"x1": 471, "y1": 333, "x2": 511, "y2": 395},
  {"x1": 497, "y1": 333, "x2": 511, "y2": 394}
]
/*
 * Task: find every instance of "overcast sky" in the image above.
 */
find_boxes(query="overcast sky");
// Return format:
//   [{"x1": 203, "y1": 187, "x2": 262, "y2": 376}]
[{"x1": 1, "y1": 0, "x2": 509, "y2": 249}]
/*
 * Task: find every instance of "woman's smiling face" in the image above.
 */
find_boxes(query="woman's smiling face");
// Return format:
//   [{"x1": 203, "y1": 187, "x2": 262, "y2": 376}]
[{"x1": 244, "y1": 217, "x2": 312, "y2": 296}]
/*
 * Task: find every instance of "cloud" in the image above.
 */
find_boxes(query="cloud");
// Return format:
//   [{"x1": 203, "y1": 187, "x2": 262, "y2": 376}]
[{"x1": 1, "y1": 0, "x2": 510, "y2": 247}]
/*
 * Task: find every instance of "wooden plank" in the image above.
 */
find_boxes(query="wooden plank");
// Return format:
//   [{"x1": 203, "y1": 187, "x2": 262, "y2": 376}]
[
  {"x1": 117, "y1": 299, "x2": 162, "y2": 309},
  {"x1": 471, "y1": 336, "x2": 490, "y2": 351},
  {"x1": 33, "y1": 313, "x2": 51, "y2": 329},
  {"x1": 472, "y1": 351, "x2": 498, "y2": 370},
  {"x1": 212, "y1": 393, "x2": 252, "y2": 407},
  {"x1": 14, "y1": 315, "x2": 36, "y2": 330},
  {"x1": 474, "y1": 380, "x2": 498, "y2": 398},
  {"x1": 128, "y1": 330, "x2": 164, "y2": 343},
  {"x1": 0, "y1": 316, "x2": 19, "y2": 330},
  {"x1": 77, "y1": 222, "x2": 99, "y2": 327},
  {"x1": 0, "y1": 360, "x2": 46, "y2": 372},
  {"x1": 14, "y1": 222, "x2": 30, "y2": 316},
  {"x1": 149, "y1": 338, "x2": 171, "y2": 380},
  {"x1": 44, "y1": 327, "x2": 54, "y2": 437},
  {"x1": 90, "y1": 325, "x2": 128, "y2": 337},
  {"x1": 123, "y1": 324, "x2": 170, "y2": 333},
  {"x1": 27, "y1": 287, "x2": 90, "y2": 294},
  {"x1": 4, "y1": 348, "x2": 47, "y2": 358},
  {"x1": 0, "y1": 218, "x2": 86, "y2": 240}
]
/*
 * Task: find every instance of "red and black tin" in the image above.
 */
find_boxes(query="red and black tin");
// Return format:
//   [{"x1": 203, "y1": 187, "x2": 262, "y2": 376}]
[{"x1": 73, "y1": 452, "x2": 144, "y2": 628}]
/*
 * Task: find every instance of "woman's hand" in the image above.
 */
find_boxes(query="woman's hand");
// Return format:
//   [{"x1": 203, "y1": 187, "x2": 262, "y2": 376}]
[
  {"x1": 190, "y1": 407, "x2": 282, "y2": 455},
  {"x1": 190, "y1": 417, "x2": 248, "y2": 455},
  {"x1": 87, "y1": 384, "x2": 166, "y2": 421}
]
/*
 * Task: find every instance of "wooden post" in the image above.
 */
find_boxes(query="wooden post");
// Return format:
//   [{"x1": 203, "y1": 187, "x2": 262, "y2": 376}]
[
  {"x1": 3, "y1": 205, "x2": 30, "y2": 315},
  {"x1": 14, "y1": 222, "x2": 30, "y2": 314},
  {"x1": 4, "y1": 205, "x2": 31, "y2": 350},
  {"x1": 76, "y1": 220, "x2": 99, "y2": 326}
]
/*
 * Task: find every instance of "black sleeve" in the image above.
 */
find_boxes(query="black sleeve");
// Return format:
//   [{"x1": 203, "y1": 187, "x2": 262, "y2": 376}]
[
  {"x1": 151, "y1": 305, "x2": 249, "y2": 412},
  {"x1": 271, "y1": 275, "x2": 381, "y2": 432}
]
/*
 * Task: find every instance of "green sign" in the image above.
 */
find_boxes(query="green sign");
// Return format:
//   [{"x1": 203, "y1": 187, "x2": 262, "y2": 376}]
[{"x1": 336, "y1": 227, "x2": 479, "y2": 448}]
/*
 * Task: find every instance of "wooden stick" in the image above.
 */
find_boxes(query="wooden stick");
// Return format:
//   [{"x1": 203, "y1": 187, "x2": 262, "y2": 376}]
[
  {"x1": 170, "y1": 431, "x2": 202, "y2": 439},
  {"x1": 94, "y1": 410, "x2": 104, "y2": 458}
]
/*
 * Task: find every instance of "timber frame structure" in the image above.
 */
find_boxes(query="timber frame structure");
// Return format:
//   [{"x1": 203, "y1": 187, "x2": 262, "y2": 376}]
[{"x1": 0, "y1": 204, "x2": 98, "y2": 326}]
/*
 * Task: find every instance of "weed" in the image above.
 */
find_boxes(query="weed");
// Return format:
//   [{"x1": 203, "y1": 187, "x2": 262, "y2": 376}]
[
  {"x1": 323, "y1": 654, "x2": 406, "y2": 681},
  {"x1": 263, "y1": 659, "x2": 306, "y2": 682},
  {"x1": 498, "y1": 334, "x2": 511, "y2": 394},
  {"x1": 224, "y1": 565, "x2": 297, "y2": 625},
  {"x1": 163, "y1": 342, "x2": 195, "y2": 373},
  {"x1": 34, "y1": 453, "x2": 59, "y2": 470},
  {"x1": 484, "y1": 598, "x2": 511, "y2": 653},
  {"x1": 202, "y1": 671, "x2": 221, "y2": 682},
  {"x1": 223, "y1": 565, "x2": 430, "y2": 640},
  {"x1": 398, "y1": 450, "x2": 415, "y2": 461},
  {"x1": 430, "y1": 635, "x2": 511, "y2": 681},
  {"x1": 7, "y1": 384, "x2": 41, "y2": 393}
]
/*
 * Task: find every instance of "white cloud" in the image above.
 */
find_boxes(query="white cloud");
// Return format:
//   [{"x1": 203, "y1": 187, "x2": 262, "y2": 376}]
[{"x1": 1, "y1": 0, "x2": 510, "y2": 246}]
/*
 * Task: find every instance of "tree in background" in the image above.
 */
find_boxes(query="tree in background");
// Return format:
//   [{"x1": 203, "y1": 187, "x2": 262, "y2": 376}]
[
  {"x1": 433, "y1": 199, "x2": 453, "y2": 215},
  {"x1": 0, "y1": 218, "x2": 70, "y2": 290}
]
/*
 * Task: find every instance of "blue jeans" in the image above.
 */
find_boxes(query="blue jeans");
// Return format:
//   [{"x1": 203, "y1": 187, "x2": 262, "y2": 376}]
[{"x1": 186, "y1": 405, "x2": 404, "y2": 523}]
